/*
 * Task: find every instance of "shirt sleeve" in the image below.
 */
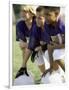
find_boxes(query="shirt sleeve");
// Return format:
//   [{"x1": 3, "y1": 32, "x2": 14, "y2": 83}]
[
  {"x1": 16, "y1": 21, "x2": 26, "y2": 42},
  {"x1": 44, "y1": 23, "x2": 52, "y2": 43},
  {"x1": 43, "y1": 31, "x2": 51, "y2": 44},
  {"x1": 59, "y1": 20, "x2": 65, "y2": 34},
  {"x1": 28, "y1": 25, "x2": 40, "y2": 51}
]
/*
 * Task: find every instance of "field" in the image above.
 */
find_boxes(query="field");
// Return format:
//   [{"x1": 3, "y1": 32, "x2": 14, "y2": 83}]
[{"x1": 12, "y1": 24, "x2": 41, "y2": 83}]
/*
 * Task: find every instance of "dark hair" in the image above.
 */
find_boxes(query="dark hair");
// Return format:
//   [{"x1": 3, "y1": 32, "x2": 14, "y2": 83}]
[
  {"x1": 44, "y1": 6, "x2": 60, "y2": 16},
  {"x1": 36, "y1": 6, "x2": 45, "y2": 12},
  {"x1": 44, "y1": 6, "x2": 60, "y2": 12}
]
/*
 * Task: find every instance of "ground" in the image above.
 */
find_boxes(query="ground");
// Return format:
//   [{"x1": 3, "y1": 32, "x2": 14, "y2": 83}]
[{"x1": 12, "y1": 24, "x2": 41, "y2": 83}]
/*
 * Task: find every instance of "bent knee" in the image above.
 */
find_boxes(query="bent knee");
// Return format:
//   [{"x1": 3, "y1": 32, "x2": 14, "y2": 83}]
[{"x1": 19, "y1": 45, "x2": 25, "y2": 50}]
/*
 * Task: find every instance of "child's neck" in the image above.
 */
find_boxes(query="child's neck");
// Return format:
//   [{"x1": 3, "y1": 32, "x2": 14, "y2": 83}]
[
  {"x1": 41, "y1": 21, "x2": 45, "y2": 31},
  {"x1": 50, "y1": 21, "x2": 57, "y2": 26},
  {"x1": 26, "y1": 18, "x2": 32, "y2": 25},
  {"x1": 25, "y1": 18, "x2": 33, "y2": 30}
]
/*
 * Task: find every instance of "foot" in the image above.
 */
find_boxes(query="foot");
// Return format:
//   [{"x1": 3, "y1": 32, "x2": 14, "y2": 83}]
[{"x1": 15, "y1": 67, "x2": 29, "y2": 78}]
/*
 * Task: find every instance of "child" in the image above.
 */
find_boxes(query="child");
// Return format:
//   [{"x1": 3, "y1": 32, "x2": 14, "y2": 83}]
[
  {"x1": 15, "y1": 5, "x2": 36, "y2": 78},
  {"x1": 15, "y1": 5, "x2": 46, "y2": 79},
  {"x1": 42, "y1": 6, "x2": 65, "y2": 76}
]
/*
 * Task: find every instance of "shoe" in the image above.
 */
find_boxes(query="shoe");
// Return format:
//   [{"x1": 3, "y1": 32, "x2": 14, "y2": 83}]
[
  {"x1": 31, "y1": 51, "x2": 37, "y2": 62},
  {"x1": 15, "y1": 67, "x2": 29, "y2": 78}
]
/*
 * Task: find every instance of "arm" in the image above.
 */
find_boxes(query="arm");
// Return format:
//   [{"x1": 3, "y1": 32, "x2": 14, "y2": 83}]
[
  {"x1": 16, "y1": 21, "x2": 27, "y2": 42},
  {"x1": 51, "y1": 34, "x2": 65, "y2": 49},
  {"x1": 52, "y1": 34, "x2": 65, "y2": 49},
  {"x1": 52, "y1": 43, "x2": 65, "y2": 49},
  {"x1": 47, "y1": 44, "x2": 54, "y2": 70},
  {"x1": 16, "y1": 21, "x2": 28, "y2": 49}
]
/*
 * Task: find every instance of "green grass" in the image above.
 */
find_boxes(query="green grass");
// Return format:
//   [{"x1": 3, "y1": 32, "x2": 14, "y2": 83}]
[{"x1": 12, "y1": 25, "x2": 41, "y2": 83}]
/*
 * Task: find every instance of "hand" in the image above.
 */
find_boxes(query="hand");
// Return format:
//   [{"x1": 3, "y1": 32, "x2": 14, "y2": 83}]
[
  {"x1": 40, "y1": 41, "x2": 46, "y2": 45},
  {"x1": 51, "y1": 36, "x2": 59, "y2": 44},
  {"x1": 49, "y1": 42, "x2": 58, "y2": 49}
]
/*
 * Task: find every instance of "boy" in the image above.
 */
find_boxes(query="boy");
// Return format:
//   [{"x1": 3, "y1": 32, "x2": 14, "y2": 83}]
[
  {"x1": 15, "y1": 5, "x2": 36, "y2": 78},
  {"x1": 42, "y1": 6, "x2": 65, "y2": 76},
  {"x1": 15, "y1": 5, "x2": 46, "y2": 79},
  {"x1": 28, "y1": 6, "x2": 53, "y2": 75}
]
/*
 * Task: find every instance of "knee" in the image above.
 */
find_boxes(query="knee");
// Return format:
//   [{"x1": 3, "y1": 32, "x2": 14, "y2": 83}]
[
  {"x1": 20, "y1": 45, "x2": 25, "y2": 50},
  {"x1": 19, "y1": 41, "x2": 26, "y2": 50}
]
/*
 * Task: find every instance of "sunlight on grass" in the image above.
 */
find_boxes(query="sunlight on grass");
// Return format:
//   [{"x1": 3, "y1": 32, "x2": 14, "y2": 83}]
[{"x1": 12, "y1": 25, "x2": 41, "y2": 82}]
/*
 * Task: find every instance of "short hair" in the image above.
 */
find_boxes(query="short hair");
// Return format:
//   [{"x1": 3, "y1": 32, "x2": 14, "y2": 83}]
[
  {"x1": 44, "y1": 6, "x2": 60, "y2": 16},
  {"x1": 36, "y1": 6, "x2": 45, "y2": 12},
  {"x1": 44, "y1": 6, "x2": 60, "y2": 12},
  {"x1": 36, "y1": 6, "x2": 60, "y2": 16},
  {"x1": 21, "y1": 5, "x2": 36, "y2": 15},
  {"x1": 36, "y1": 6, "x2": 46, "y2": 16}
]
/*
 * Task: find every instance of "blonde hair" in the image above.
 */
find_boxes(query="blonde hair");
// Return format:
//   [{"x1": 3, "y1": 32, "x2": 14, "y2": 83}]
[{"x1": 21, "y1": 5, "x2": 36, "y2": 16}]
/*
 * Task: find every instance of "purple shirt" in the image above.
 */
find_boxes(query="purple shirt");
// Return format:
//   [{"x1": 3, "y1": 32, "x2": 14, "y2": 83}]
[
  {"x1": 45, "y1": 19, "x2": 65, "y2": 36},
  {"x1": 16, "y1": 17, "x2": 36, "y2": 42},
  {"x1": 28, "y1": 22, "x2": 51, "y2": 50}
]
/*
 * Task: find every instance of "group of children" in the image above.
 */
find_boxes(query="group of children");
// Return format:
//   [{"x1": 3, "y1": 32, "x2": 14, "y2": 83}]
[{"x1": 14, "y1": 5, "x2": 65, "y2": 85}]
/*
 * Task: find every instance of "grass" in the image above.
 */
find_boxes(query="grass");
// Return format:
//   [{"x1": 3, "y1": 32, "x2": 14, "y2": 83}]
[{"x1": 12, "y1": 24, "x2": 41, "y2": 83}]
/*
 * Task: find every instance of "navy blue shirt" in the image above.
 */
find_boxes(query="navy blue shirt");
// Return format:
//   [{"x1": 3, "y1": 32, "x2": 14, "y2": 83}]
[
  {"x1": 16, "y1": 17, "x2": 36, "y2": 42},
  {"x1": 40, "y1": 28, "x2": 51, "y2": 43},
  {"x1": 45, "y1": 19, "x2": 65, "y2": 36},
  {"x1": 28, "y1": 22, "x2": 51, "y2": 50},
  {"x1": 28, "y1": 20, "x2": 65, "y2": 51}
]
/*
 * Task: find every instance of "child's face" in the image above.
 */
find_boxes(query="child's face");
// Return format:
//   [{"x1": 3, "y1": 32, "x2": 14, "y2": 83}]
[
  {"x1": 36, "y1": 11, "x2": 45, "y2": 27},
  {"x1": 20, "y1": 10, "x2": 32, "y2": 21},
  {"x1": 45, "y1": 11, "x2": 58, "y2": 24}
]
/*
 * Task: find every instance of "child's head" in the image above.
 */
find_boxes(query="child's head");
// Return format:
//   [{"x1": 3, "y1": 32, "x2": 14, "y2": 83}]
[
  {"x1": 45, "y1": 6, "x2": 60, "y2": 24},
  {"x1": 20, "y1": 5, "x2": 35, "y2": 21},
  {"x1": 36, "y1": 6, "x2": 46, "y2": 27}
]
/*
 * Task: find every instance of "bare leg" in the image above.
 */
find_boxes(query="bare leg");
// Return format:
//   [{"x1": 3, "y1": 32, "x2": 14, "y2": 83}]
[
  {"x1": 15, "y1": 48, "x2": 32, "y2": 78},
  {"x1": 41, "y1": 44, "x2": 54, "y2": 77},
  {"x1": 52, "y1": 61, "x2": 59, "y2": 71},
  {"x1": 21, "y1": 48, "x2": 25, "y2": 67},
  {"x1": 38, "y1": 64, "x2": 46, "y2": 74},
  {"x1": 22, "y1": 48, "x2": 32, "y2": 67},
  {"x1": 55, "y1": 60, "x2": 65, "y2": 72},
  {"x1": 47, "y1": 44, "x2": 54, "y2": 71},
  {"x1": 41, "y1": 61, "x2": 59, "y2": 77}
]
